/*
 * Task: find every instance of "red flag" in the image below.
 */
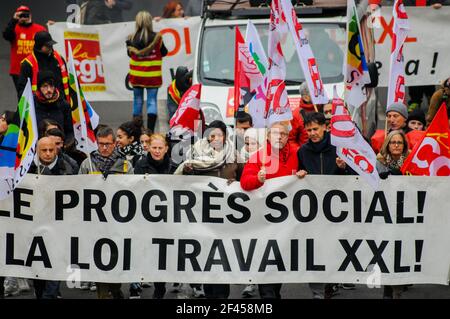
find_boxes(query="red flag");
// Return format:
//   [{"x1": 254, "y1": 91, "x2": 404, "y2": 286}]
[
  {"x1": 234, "y1": 27, "x2": 242, "y2": 114},
  {"x1": 169, "y1": 84, "x2": 202, "y2": 138},
  {"x1": 401, "y1": 102, "x2": 450, "y2": 176}
]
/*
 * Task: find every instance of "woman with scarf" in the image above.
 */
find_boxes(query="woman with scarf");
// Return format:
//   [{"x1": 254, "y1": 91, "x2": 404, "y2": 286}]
[
  {"x1": 174, "y1": 120, "x2": 243, "y2": 299},
  {"x1": 376, "y1": 130, "x2": 410, "y2": 299},
  {"x1": 116, "y1": 120, "x2": 145, "y2": 167},
  {"x1": 376, "y1": 130, "x2": 410, "y2": 179}
]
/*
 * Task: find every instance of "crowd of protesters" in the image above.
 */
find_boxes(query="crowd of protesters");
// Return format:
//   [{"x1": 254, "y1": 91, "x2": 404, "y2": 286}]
[{"x1": 1, "y1": 1, "x2": 450, "y2": 300}]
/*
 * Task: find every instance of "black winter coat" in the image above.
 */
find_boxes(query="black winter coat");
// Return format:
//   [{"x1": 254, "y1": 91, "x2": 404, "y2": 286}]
[
  {"x1": 34, "y1": 95, "x2": 74, "y2": 143},
  {"x1": 134, "y1": 153, "x2": 172, "y2": 175},
  {"x1": 29, "y1": 156, "x2": 74, "y2": 175},
  {"x1": 297, "y1": 132, "x2": 352, "y2": 175}
]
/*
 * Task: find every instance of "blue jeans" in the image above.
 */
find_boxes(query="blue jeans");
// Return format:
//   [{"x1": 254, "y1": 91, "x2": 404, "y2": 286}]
[{"x1": 133, "y1": 87, "x2": 158, "y2": 116}]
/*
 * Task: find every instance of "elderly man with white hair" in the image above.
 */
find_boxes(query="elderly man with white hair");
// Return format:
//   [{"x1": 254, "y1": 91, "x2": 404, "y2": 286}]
[{"x1": 240, "y1": 121, "x2": 300, "y2": 299}]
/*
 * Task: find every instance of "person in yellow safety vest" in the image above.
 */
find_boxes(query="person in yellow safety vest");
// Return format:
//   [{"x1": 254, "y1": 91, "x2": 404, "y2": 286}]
[
  {"x1": 126, "y1": 10, "x2": 168, "y2": 132},
  {"x1": 17, "y1": 31, "x2": 69, "y2": 103},
  {"x1": 167, "y1": 66, "x2": 193, "y2": 120}
]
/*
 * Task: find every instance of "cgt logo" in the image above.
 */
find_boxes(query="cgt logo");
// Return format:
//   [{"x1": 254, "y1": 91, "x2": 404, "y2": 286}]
[{"x1": 64, "y1": 31, "x2": 106, "y2": 92}]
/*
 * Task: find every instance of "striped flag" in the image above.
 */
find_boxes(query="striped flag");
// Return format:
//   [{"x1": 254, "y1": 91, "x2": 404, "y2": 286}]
[
  {"x1": 344, "y1": 0, "x2": 371, "y2": 108},
  {"x1": 0, "y1": 79, "x2": 38, "y2": 200},
  {"x1": 67, "y1": 42, "x2": 98, "y2": 154}
]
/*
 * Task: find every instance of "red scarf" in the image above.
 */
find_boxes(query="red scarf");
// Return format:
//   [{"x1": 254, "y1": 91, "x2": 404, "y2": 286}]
[
  {"x1": 35, "y1": 88, "x2": 60, "y2": 104},
  {"x1": 267, "y1": 142, "x2": 291, "y2": 164}
]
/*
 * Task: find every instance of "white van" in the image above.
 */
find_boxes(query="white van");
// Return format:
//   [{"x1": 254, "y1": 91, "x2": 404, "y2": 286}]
[{"x1": 193, "y1": 0, "x2": 379, "y2": 137}]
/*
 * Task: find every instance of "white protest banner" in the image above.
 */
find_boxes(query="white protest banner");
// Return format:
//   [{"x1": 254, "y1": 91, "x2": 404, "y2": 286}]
[
  {"x1": 374, "y1": 7, "x2": 450, "y2": 86},
  {"x1": 0, "y1": 174, "x2": 449, "y2": 285},
  {"x1": 49, "y1": 18, "x2": 201, "y2": 101}
]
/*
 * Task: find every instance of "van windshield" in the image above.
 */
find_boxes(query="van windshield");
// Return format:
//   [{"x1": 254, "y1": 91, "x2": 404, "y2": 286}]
[{"x1": 199, "y1": 23, "x2": 345, "y2": 86}]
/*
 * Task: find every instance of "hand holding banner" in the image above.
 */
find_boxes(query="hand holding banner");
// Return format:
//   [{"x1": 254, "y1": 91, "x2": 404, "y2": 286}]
[{"x1": 331, "y1": 86, "x2": 380, "y2": 189}]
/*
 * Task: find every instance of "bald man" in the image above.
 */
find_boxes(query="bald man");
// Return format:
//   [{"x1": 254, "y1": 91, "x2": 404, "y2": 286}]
[
  {"x1": 28, "y1": 137, "x2": 73, "y2": 299},
  {"x1": 29, "y1": 137, "x2": 73, "y2": 176}
]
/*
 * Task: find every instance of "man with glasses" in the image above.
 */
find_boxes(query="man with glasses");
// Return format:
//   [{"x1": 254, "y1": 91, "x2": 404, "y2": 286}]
[
  {"x1": 240, "y1": 121, "x2": 299, "y2": 299},
  {"x1": 78, "y1": 125, "x2": 132, "y2": 298},
  {"x1": 2, "y1": 5, "x2": 46, "y2": 95},
  {"x1": 79, "y1": 125, "x2": 133, "y2": 176}
]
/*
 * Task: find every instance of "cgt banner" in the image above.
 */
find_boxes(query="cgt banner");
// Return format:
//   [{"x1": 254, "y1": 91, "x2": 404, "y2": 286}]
[
  {"x1": 374, "y1": 7, "x2": 450, "y2": 86},
  {"x1": 49, "y1": 18, "x2": 201, "y2": 101},
  {"x1": 0, "y1": 174, "x2": 450, "y2": 285}
]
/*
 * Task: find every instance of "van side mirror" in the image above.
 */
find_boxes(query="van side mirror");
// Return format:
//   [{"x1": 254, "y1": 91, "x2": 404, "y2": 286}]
[{"x1": 365, "y1": 62, "x2": 379, "y2": 88}]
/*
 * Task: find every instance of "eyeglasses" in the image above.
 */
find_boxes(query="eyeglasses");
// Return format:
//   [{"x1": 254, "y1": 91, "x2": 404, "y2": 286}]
[
  {"x1": 18, "y1": 13, "x2": 30, "y2": 18},
  {"x1": 98, "y1": 142, "x2": 114, "y2": 148},
  {"x1": 389, "y1": 141, "x2": 404, "y2": 146}
]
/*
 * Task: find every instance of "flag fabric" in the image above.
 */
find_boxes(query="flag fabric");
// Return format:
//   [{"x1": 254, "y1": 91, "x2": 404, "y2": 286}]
[
  {"x1": 245, "y1": 20, "x2": 269, "y2": 128},
  {"x1": 280, "y1": 0, "x2": 329, "y2": 105},
  {"x1": 330, "y1": 86, "x2": 380, "y2": 189},
  {"x1": 387, "y1": 0, "x2": 410, "y2": 106},
  {"x1": 234, "y1": 26, "x2": 260, "y2": 115},
  {"x1": 67, "y1": 42, "x2": 98, "y2": 154},
  {"x1": 265, "y1": 0, "x2": 292, "y2": 128},
  {"x1": 0, "y1": 79, "x2": 38, "y2": 200},
  {"x1": 169, "y1": 84, "x2": 202, "y2": 139},
  {"x1": 401, "y1": 102, "x2": 450, "y2": 176},
  {"x1": 344, "y1": 0, "x2": 371, "y2": 108}
]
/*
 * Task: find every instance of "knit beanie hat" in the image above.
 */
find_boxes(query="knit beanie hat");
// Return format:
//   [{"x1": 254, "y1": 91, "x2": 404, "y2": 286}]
[
  {"x1": 37, "y1": 70, "x2": 56, "y2": 88},
  {"x1": 407, "y1": 108, "x2": 426, "y2": 126},
  {"x1": 386, "y1": 102, "x2": 408, "y2": 119}
]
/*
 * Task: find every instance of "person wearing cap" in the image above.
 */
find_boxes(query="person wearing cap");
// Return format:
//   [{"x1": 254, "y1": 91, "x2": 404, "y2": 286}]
[
  {"x1": 17, "y1": 31, "x2": 70, "y2": 103},
  {"x1": 2, "y1": 5, "x2": 46, "y2": 95},
  {"x1": 370, "y1": 102, "x2": 410, "y2": 154},
  {"x1": 407, "y1": 108, "x2": 426, "y2": 131},
  {"x1": 33, "y1": 70, "x2": 74, "y2": 145},
  {"x1": 405, "y1": 108, "x2": 426, "y2": 150}
]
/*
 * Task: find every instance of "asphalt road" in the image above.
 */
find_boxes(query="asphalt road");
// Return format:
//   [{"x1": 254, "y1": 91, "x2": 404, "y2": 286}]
[
  {"x1": 1, "y1": 2, "x2": 446, "y2": 301},
  {"x1": 5, "y1": 281, "x2": 450, "y2": 299}
]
